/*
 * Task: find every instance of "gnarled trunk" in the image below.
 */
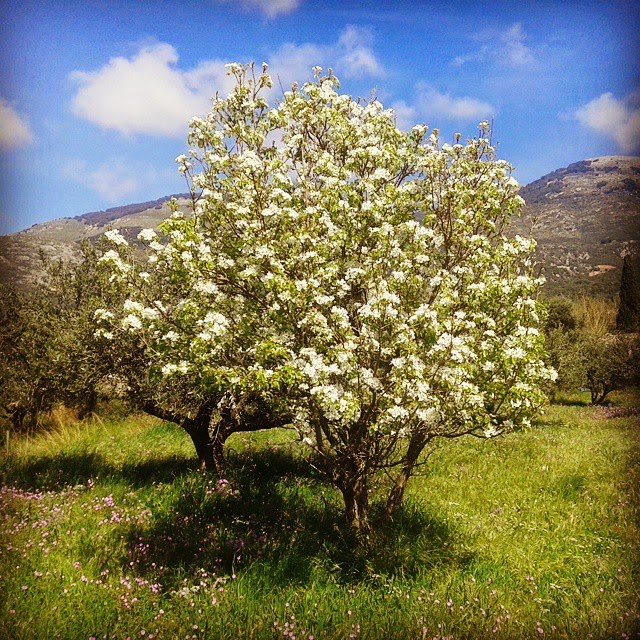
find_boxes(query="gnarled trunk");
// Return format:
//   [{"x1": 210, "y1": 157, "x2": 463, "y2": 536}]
[
  {"x1": 340, "y1": 480, "x2": 370, "y2": 543},
  {"x1": 385, "y1": 466, "x2": 411, "y2": 521},
  {"x1": 182, "y1": 419, "x2": 219, "y2": 472},
  {"x1": 141, "y1": 397, "x2": 222, "y2": 472},
  {"x1": 141, "y1": 393, "x2": 291, "y2": 475}
]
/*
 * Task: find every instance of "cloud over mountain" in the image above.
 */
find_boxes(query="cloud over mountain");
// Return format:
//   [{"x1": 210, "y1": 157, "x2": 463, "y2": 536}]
[
  {"x1": 0, "y1": 99, "x2": 33, "y2": 150},
  {"x1": 575, "y1": 88, "x2": 640, "y2": 153},
  {"x1": 392, "y1": 84, "x2": 494, "y2": 129}
]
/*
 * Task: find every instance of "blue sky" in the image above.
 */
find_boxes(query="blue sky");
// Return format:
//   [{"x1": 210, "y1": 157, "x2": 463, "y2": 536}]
[{"x1": 1, "y1": 0, "x2": 639, "y2": 234}]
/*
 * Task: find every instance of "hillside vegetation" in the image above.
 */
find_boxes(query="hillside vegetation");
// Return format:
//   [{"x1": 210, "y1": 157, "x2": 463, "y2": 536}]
[
  {"x1": 514, "y1": 156, "x2": 640, "y2": 297},
  {"x1": 0, "y1": 195, "x2": 192, "y2": 287}
]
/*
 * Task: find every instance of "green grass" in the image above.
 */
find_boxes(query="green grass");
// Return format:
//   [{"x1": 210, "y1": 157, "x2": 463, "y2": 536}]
[{"x1": 1, "y1": 395, "x2": 639, "y2": 640}]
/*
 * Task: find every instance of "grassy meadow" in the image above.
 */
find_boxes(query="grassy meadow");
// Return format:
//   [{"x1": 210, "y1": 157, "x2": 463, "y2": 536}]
[{"x1": 1, "y1": 392, "x2": 639, "y2": 639}]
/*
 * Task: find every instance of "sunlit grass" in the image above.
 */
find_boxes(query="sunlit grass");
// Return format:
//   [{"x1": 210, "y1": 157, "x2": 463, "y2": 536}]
[{"x1": 1, "y1": 395, "x2": 638, "y2": 639}]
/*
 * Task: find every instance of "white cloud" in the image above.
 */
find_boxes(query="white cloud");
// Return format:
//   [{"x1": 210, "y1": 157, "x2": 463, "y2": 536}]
[
  {"x1": 268, "y1": 42, "x2": 324, "y2": 89},
  {"x1": 389, "y1": 99, "x2": 418, "y2": 130},
  {"x1": 70, "y1": 30, "x2": 382, "y2": 138},
  {"x1": 215, "y1": 0, "x2": 301, "y2": 19},
  {"x1": 63, "y1": 157, "x2": 162, "y2": 203},
  {"x1": 0, "y1": 99, "x2": 34, "y2": 150},
  {"x1": 500, "y1": 23, "x2": 535, "y2": 67},
  {"x1": 575, "y1": 89, "x2": 640, "y2": 153},
  {"x1": 88, "y1": 159, "x2": 142, "y2": 202},
  {"x1": 70, "y1": 43, "x2": 233, "y2": 137},
  {"x1": 268, "y1": 25, "x2": 383, "y2": 88},
  {"x1": 453, "y1": 23, "x2": 535, "y2": 69},
  {"x1": 393, "y1": 84, "x2": 494, "y2": 128},
  {"x1": 417, "y1": 87, "x2": 493, "y2": 121},
  {"x1": 335, "y1": 26, "x2": 384, "y2": 79}
]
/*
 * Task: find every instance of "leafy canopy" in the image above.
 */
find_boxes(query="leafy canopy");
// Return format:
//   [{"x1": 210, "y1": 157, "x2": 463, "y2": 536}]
[{"x1": 94, "y1": 63, "x2": 555, "y2": 531}]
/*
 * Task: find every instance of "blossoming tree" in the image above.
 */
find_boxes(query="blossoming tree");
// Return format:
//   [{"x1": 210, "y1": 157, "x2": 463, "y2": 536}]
[{"x1": 95, "y1": 63, "x2": 555, "y2": 539}]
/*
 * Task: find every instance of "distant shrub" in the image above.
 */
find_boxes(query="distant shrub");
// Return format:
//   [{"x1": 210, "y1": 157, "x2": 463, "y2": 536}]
[
  {"x1": 573, "y1": 295, "x2": 617, "y2": 337},
  {"x1": 541, "y1": 297, "x2": 583, "y2": 399},
  {"x1": 0, "y1": 284, "x2": 52, "y2": 431},
  {"x1": 0, "y1": 244, "x2": 125, "y2": 432},
  {"x1": 616, "y1": 254, "x2": 640, "y2": 332},
  {"x1": 544, "y1": 297, "x2": 578, "y2": 332},
  {"x1": 582, "y1": 333, "x2": 640, "y2": 404},
  {"x1": 542, "y1": 295, "x2": 639, "y2": 404}
]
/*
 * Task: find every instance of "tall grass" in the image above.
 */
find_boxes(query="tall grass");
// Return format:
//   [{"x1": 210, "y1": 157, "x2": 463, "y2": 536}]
[
  {"x1": 1, "y1": 393, "x2": 638, "y2": 639},
  {"x1": 572, "y1": 296, "x2": 618, "y2": 336}
]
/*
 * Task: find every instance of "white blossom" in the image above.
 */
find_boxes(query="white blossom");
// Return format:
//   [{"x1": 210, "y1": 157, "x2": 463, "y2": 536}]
[
  {"x1": 122, "y1": 314, "x2": 142, "y2": 331},
  {"x1": 104, "y1": 229, "x2": 128, "y2": 246},
  {"x1": 93, "y1": 308, "x2": 114, "y2": 322},
  {"x1": 137, "y1": 228, "x2": 157, "y2": 242}
]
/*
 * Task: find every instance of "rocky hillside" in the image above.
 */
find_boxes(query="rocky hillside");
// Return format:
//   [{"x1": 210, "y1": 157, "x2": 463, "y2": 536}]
[
  {"x1": 512, "y1": 156, "x2": 640, "y2": 297},
  {"x1": 0, "y1": 194, "x2": 192, "y2": 286},
  {"x1": 1, "y1": 156, "x2": 639, "y2": 297}
]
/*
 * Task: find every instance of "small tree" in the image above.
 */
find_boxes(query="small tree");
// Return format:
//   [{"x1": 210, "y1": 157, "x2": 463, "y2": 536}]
[
  {"x1": 583, "y1": 333, "x2": 639, "y2": 404},
  {"x1": 616, "y1": 254, "x2": 640, "y2": 332},
  {"x1": 94, "y1": 64, "x2": 555, "y2": 539},
  {"x1": 541, "y1": 297, "x2": 584, "y2": 399},
  {"x1": 0, "y1": 245, "x2": 117, "y2": 431},
  {"x1": 0, "y1": 284, "x2": 51, "y2": 430},
  {"x1": 541, "y1": 293, "x2": 640, "y2": 405}
]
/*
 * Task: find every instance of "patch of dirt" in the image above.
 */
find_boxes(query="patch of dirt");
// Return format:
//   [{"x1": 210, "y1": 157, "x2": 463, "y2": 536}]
[{"x1": 589, "y1": 264, "x2": 617, "y2": 277}]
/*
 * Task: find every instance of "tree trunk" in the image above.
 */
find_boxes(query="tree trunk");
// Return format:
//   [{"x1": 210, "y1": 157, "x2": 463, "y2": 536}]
[
  {"x1": 77, "y1": 390, "x2": 98, "y2": 420},
  {"x1": 141, "y1": 393, "x2": 292, "y2": 475},
  {"x1": 385, "y1": 467, "x2": 411, "y2": 521},
  {"x1": 339, "y1": 474, "x2": 370, "y2": 544},
  {"x1": 140, "y1": 397, "x2": 221, "y2": 472},
  {"x1": 384, "y1": 432, "x2": 430, "y2": 522},
  {"x1": 211, "y1": 431, "x2": 227, "y2": 475},
  {"x1": 183, "y1": 419, "x2": 217, "y2": 471}
]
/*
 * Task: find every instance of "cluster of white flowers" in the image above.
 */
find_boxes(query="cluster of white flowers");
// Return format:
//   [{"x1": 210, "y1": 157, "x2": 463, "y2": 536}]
[
  {"x1": 94, "y1": 308, "x2": 113, "y2": 322},
  {"x1": 137, "y1": 228, "x2": 157, "y2": 242},
  {"x1": 161, "y1": 361, "x2": 189, "y2": 377},
  {"x1": 197, "y1": 311, "x2": 229, "y2": 340},
  {"x1": 98, "y1": 249, "x2": 128, "y2": 274},
  {"x1": 104, "y1": 229, "x2": 128, "y2": 246},
  {"x1": 122, "y1": 314, "x2": 142, "y2": 331},
  {"x1": 93, "y1": 62, "x2": 554, "y2": 446}
]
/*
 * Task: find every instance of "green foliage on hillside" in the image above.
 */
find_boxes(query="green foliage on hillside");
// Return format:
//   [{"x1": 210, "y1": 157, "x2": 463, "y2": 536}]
[
  {"x1": 0, "y1": 244, "x2": 124, "y2": 432},
  {"x1": 542, "y1": 295, "x2": 640, "y2": 404}
]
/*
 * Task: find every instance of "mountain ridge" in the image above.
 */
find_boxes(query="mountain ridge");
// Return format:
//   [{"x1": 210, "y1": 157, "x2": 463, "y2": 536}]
[
  {"x1": 513, "y1": 155, "x2": 640, "y2": 296},
  {"x1": 1, "y1": 156, "x2": 639, "y2": 297}
]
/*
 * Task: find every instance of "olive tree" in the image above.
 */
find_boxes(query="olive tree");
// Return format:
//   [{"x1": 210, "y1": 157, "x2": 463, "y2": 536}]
[
  {"x1": 94, "y1": 64, "x2": 555, "y2": 539},
  {"x1": 541, "y1": 297, "x2": 584, "y2": 399},
  {"x1": 0, "y1": 245, "x2": 117, "y2": 431}
]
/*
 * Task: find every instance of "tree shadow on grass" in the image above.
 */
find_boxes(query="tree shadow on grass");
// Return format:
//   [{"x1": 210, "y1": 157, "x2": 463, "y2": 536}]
[
  {"x1": 551, "y1": 395, "x2": 591, "y2": 407},
  {"x1": 0, "y1": 449, "x2": 196, "y2": 490},
  {"x1": 1, "y1": 442, "x2": 472, "y2": 584},
  {"x1": 118, "y1": 447, "x2": 472, "y2": 587}
]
